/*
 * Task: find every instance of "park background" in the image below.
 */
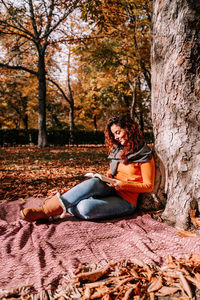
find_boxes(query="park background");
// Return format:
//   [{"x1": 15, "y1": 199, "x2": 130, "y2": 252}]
[
  {"x1": 0, "y1": 0, "x2": 152, "y2": 146},
  {"x1": 0, "y1": 0, "x2": 155, "y2": 212}
]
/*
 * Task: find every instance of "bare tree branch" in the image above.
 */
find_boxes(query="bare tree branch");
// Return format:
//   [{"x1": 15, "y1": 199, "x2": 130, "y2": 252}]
[
  {"x1": 42, "y1": 0, "x2": 80, "y2": 40},
  {"x1": 0, "y1": 0, "x2": 35, "y2": 39},
  {"x1": 47, "y1": 77, "x2": 71, "y2": 104},
  {"x1": 0, "y1": 63, "x2": 38, "y2": 75},
  {"x1": 43, "y1": 0, "x2": 55, "y2": 38},
  {"x1": 28, "y1": 0, "x2": 39, "y2": 38},
  {"x1": 0, "y1": 21, "x2": 35, "y2": 42}
]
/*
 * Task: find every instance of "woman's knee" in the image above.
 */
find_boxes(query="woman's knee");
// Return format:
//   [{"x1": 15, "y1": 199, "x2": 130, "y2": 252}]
[
  {"x1": 74, "y1": 199, "x2": 97, "y2": 220},
  {"x1": 84, "y1": 177, "x2": 108, "y2": 193},
  {"x1": 87, "y1": 177, "x2": 102, "y2": 187}
]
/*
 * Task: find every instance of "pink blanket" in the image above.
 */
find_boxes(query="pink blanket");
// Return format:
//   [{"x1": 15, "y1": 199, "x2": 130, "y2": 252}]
[{"x1": 0, "y1": 198, "x2": 200, "y2": 294}]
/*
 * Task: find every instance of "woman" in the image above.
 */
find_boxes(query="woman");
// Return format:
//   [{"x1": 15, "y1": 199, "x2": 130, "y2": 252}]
[{"x1": 20, "y1": 115, "x2": 155, "y2": 222}]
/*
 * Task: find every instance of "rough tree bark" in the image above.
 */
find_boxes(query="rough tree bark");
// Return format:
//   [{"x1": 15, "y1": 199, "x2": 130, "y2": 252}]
[{"x1": 151, "y1": 0, "x2": 200, "y2": 228}]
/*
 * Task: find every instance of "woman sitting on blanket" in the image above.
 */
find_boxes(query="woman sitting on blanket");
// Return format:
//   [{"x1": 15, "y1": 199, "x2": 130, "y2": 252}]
[{"x1": 20, "y1": 114, "x2": 155, "y2": 222}]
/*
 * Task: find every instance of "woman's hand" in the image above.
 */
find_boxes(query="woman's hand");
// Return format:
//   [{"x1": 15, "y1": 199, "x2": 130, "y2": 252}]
[{"x1": 107, "y1": 180, "x2": 122, "y2": 191}]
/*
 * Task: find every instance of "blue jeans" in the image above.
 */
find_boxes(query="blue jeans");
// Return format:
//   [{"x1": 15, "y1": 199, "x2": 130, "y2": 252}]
[{"x1": 60, "y1": 178, "x2": 135, "y2": 220}]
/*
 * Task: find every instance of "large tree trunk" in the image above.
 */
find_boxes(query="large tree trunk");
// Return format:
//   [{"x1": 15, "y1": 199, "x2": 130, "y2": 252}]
[
  {"x1": 37, "y1": 55, "x2": 48, "y2": 147},
  {"x1": 151, "y1": 0, "x2": 200, "y2": 228}
]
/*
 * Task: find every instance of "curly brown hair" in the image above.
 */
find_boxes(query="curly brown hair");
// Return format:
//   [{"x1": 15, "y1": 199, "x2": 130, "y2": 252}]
[{"x1": 104, "y1": 115, "x2": 144, "y2": 158}]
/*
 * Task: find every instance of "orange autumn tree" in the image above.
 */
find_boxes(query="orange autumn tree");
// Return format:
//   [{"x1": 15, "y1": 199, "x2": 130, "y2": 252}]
[
  {"x1": 75, "y1": 0, "x2": 152, "y2": 130},
  {"x1": 0, "y1": 66, "x2": 68, "y2": 131},
  {"x1": 0, "y1": 70, "x2": 37, "y2": 129},
  {"x1": 0, "y1": 0, "x2": 82, "y2": 146}
]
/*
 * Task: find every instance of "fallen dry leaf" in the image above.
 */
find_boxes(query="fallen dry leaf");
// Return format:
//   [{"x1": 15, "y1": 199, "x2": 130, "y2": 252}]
[
  {"x1": 82, "y1": 286, "x2": 92, "y2": 299},
  {"x1": 172, "y1": 297, "x2": 191, "y2": 300},
  {"x1": 195, "y1": 272, "x2": 200, "y2": 283},
  {"x1": 147, "y1": 276, "x2": 163, "y2": 292},
  {"x1": 155, "y1": 285, "x2": 180, "y2": 296},
  {"x1": 190, "y1": 253, "x2": 200, "y2": 263},
  {"x1": 149, "y1": 292, "x2": 155, "y2": 300},
  {"x1": 176, "y1": 229, "x2": 197, "y2": 237},
  {"x1": 123, "y1": 285, "x2": 135, "y2": 299},
  {"x1": 166, "y1": 254, "x2": 174, "y2": 263},
  {"x1": 179, "y1": 272, "x2": 193, "y2": 298},
  {"x1": 102, "y1": 294, "x2": 111, "y2": 300},
  {"x1": 186, "y1": 275, "x2": 200, "y2": 289},
  {"x1": 90, "y1": 286, "x2": 109, "y2": 299},
  {"x1": 73, "y1": 265, "x2": 110, "y2": 282},
  {"x1": 189, "y1": 209, "x2": 200, "y2": 228}
]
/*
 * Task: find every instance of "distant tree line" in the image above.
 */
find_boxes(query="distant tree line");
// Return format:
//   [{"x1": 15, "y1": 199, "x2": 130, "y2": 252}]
[{"x1": 0, "y1": 129, "x2": 154, "y2": 146}]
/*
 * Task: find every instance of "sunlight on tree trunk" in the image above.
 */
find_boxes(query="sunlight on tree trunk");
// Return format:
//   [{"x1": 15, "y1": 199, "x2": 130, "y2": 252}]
[{"x1": 151, "y1": 0, "x2": 200, "y2": 229}]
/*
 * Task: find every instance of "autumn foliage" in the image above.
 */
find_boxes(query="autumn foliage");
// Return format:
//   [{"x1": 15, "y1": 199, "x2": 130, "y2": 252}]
[{"x1": 0, "y1": 0, "x2": 153, "y2": 139}]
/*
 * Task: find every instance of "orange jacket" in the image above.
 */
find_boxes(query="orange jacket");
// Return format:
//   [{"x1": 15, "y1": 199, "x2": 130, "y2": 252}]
[{"x1": 112, "y1": 157, "x2": 155, "y2": 207}]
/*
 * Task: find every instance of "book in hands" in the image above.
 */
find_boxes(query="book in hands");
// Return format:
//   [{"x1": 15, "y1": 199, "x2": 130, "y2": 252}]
[{"x1": 85, "y1": 172, "x2": 120, "y2": 184}]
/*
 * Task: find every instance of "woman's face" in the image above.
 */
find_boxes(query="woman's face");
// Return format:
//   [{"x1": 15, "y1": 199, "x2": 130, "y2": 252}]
[{"x1": 110, "y1": 124, "x2": 128, "y2": 146}]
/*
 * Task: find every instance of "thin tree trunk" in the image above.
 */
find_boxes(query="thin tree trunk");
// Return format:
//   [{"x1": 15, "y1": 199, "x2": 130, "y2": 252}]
[
  {"x1": 69, "y1": 104, "x2": 74, "y2": 143},
  {"x1": 67, "y1": 50, "x2": 75, "y2": 144},
  {"x1": 22, "y1": 96, "x2": 28, "y2": 130},
  {"x1": 93, "y1": 114, "x2": 97, "y2": 132},
  {"x1": 68, "y1": 97, "x2": 74, "y2": 133},
  {"x1": 23, "y1": 114, "x2": 28, "y2": 130},
  {"x1": 151, "y1": 0, "x2": 200, "y2": 228},
  {"x1": 129, "y1": 79, "x2": 137, "y2": 119},
  {"x1": 37, "y1": 54, "x2": 47, "y2": 147}
]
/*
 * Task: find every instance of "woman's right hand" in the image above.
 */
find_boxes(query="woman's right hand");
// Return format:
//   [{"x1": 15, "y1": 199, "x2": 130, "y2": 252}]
[{"x1": 107, "y1": 179, "x2": 122, "y2": 190}]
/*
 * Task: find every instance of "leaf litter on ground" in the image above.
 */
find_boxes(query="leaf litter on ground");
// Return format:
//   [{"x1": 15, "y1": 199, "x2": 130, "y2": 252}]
[
  {"x1": 0, "y1": 145, "x2": 108, "y2": 202},
  {"x1": 53, "y1": 254, "x2": 200, "y2": 299}
]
